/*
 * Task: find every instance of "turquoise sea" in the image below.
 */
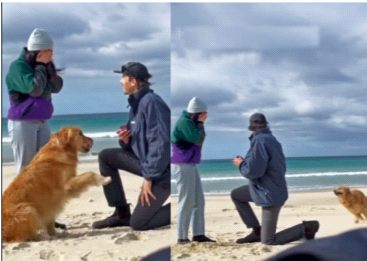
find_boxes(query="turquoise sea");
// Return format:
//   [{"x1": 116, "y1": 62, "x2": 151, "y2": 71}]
[
  {"x1": 171, "y1": 156, "x2": 367, "y2": 194},
  {"x1": 2, "y1": 113, "x2": 366, "y2": 194},
  {"x1": 1, "y1": 113, "x2": 129, "y2": 163}
]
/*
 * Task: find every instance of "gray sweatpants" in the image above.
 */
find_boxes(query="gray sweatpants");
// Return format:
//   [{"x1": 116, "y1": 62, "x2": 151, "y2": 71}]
[
  {"x1": 172, "y1": 164, "x2": 205, "y2": 240},
  {"x1": 231, "y1": 185, "x2": 305, "y2": 245},
  {"x1": 8, "y1": 120, "x2": 51, "y2": 174}
]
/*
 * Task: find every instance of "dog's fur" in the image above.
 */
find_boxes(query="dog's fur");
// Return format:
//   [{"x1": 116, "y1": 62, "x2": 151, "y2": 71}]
[
  {"x1": 334, "y1": 186, "x2": 367, "y2": 223},
  {"x1": 2, "y1": 127, "x2": 111, "y2": 242}
]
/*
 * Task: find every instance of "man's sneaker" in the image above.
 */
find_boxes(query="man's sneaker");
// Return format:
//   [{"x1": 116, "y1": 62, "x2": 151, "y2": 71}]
[
  {"x1": 92, "y1": 206, "x2": 131, "y2": 229},
  {"x1": 303, "y1": 220, "x2": 320, "y2": 240},
  {"x1": 192, "y1": 235, "x2": 216, "y2": 243},
  {"x1": 236, "y1": 227, "x2": 261, "y2": 244},
  {"x1": 177, "y1": 239, "x2": 191, "y2": 244}
]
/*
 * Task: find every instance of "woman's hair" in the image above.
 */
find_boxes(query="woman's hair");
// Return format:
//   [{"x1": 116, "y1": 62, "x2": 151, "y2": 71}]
[
  {"x1": 189, "y1": 112, "x2": 201, "y2": 122},
  {"x1": 24, "y1": 49, "x2": 40, "y2": 67}
]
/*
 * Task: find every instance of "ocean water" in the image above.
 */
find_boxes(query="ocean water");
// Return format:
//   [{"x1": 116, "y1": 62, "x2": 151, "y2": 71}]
[
  {"x1": 2, "y1": 114, "x2": 366, "y2": 194},
  {"x1": 171, "y1": 156, "x2": 367, "y2": 194},
  {"x1": 1, "y1": 113, "x2": 129, "y2": 163}
]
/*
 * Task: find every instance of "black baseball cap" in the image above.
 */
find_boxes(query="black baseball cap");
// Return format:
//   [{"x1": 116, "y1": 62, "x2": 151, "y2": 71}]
[
  {"x1": 249, "y1": 113, "x2": 268, "y2": 124},
  {"x1": 114, "y1": 62, "x2": 152, "y2": 82}
]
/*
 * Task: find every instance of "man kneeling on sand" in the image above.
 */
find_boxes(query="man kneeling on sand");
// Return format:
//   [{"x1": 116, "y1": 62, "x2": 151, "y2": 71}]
[
  {"x1": 231, "y1": 113, "x2": 320, "y2": 244},
  {"x1": 93, "y1": 62, "x2": 170, "y2": 230}
]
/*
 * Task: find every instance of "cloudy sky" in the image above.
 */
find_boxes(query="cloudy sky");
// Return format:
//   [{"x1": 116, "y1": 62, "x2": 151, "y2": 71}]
[
  {"x1": 2, "y1": 3, "x2": 170, "y2": 116},
  {"x1": 171, "y1": 3, "x2": 367, "y2": 158}
]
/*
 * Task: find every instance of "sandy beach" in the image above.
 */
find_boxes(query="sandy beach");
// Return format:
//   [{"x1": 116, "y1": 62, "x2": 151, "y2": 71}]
[
  {"x1": 171, "y1": 188, "x2": 367, "y2": 260},
  {"x1": 2, "y1": 162, "x2": 171, "y2": 261},
  {"x1": 2, "y1": 161, "x2": 367, "y2": 261}
]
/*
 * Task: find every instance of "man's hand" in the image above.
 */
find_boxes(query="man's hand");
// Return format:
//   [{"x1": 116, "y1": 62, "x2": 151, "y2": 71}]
[
  {"x1": 117, "y1": 129, "x2": 131, "y2": 144},
  {"x1": 140, "y1": 179, "x2": 156, "y2": 207},
  {"x1": 232, "y1": 156, "x2": 244, "y2": 167}
]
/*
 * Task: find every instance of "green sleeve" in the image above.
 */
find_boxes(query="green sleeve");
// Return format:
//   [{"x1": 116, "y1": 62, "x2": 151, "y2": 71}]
[
  {"x1": 6, "y1": 61, "x2": 36, "y2": 94},
  {"x1": 177, "y1": 118, "x2": 204, "y2": 144}
]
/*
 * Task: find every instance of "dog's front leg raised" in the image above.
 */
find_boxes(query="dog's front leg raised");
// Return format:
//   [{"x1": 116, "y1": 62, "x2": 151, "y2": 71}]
[{"x1": 64, "y1": 171, "x2": 111, "y2": 199}]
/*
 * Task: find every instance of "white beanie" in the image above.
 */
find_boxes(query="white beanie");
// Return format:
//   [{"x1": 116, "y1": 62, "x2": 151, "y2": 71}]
[
  {"x1": 187, "y1": 97, "x2": 207, "y2": 113},
  {"x1": 27, "y1": 28, "x2": 53, "y2": 51}
]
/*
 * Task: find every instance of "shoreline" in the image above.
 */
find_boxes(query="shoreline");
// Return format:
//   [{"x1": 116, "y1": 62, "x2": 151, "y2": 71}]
[
  {"x1": 171, "y1": 185, "x2": 367, "y2": 197},
  {"x1": 4, "y1": 161, "x2": 366, "y2": 195}
]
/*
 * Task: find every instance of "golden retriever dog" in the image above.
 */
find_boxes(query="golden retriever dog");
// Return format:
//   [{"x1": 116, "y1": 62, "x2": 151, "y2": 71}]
[
  {"x1": 2, "y1": 127, "x2": 111, "y2": 243},
  {"x1": 334, "y1": 186, "x2": 367, "y2": 223}
]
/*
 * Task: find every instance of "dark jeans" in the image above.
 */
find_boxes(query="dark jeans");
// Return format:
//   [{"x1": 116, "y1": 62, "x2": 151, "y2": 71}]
[
  {"x1": 231, "y1": 185, "x2": 305, "y2": 245},
  {"x1": 99, "y1": 148, "x2": 170, "y2": 230}
]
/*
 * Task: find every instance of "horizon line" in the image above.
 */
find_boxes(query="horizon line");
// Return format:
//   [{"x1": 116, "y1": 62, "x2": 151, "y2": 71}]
[
  {"x1": 1, "y1": 111, "x2": 129, "y2": 119},
  {"x1": 201, "y1": 155, "x2": 367, "y2": 161}
]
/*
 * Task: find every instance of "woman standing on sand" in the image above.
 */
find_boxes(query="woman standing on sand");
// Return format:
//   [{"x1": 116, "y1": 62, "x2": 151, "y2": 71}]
[
  {"x1": 6, "y1": 28, "x2": 63, "y2": 175},
  {"x1": 6, "y1": 28, "x2": 65, "y2": 230},
  {"x1": 171, "y1": 97, "x2": 216, "y2": 244},
  {"x1": 231, "y1": 113, "x2": 320, "y2": 245}
]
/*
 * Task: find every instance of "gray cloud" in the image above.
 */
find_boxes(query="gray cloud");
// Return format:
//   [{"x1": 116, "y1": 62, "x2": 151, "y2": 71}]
[
  {"x1": 2, "y1": 4, "x2": 90, "y2": 43},
  {"x1": 172, "y1": 3, "x2": 367, "y2": 158},
  {"x1": 2, "y1": 3, "x2": 170, "y2": 115}
]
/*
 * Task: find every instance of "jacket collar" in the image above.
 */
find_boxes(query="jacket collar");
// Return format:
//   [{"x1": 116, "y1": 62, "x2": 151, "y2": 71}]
[
  {"x1": 20, "y1": 47, "x2": 36, "y2": 67},
  {"x1": 249, "y1": 128, "x2": 271, "y2": 141},
  {"x1": 182, "y1": 110, "x2": 191, "y2": 118},
  {"x1": 128, "y1": 86, "x2": 152, "y2": 113},
  {"x1": 20, "y1": 48, "x2": 29, "y2": 63},
  {"x1": 20, "y1": 48, "x2": 26, "y2": 58}
]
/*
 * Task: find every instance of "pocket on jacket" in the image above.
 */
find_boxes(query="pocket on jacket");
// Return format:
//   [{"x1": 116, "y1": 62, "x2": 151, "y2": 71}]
[{"x1": 253, "y1": 183, "x2": 273, "y2": 205}]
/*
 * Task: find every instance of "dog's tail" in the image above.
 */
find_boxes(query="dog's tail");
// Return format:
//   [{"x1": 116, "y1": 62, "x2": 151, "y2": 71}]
[{"x1": 2, "y1": 203, "x2": 40, "y2": 243}]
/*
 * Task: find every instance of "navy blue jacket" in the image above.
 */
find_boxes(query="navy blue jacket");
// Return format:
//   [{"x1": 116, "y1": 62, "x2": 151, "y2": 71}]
[
  {"x1": 239, "y1": 128, "x2": 288, "y2": 207},
  {"x1": 122, "y1": 87, "x2": 170, "y2": 183}
]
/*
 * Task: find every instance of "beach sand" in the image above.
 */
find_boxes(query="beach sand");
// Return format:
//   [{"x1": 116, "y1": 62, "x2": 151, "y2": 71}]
[
  {"x1": 171, "y1": 188, "x2": 367, "y2": 261},
  {"x1": 2, "y1": 162, "x2": 171, "y2": 261},
  {"x1": 2, "y1": 161, "x2": 367, "y2": 261}
]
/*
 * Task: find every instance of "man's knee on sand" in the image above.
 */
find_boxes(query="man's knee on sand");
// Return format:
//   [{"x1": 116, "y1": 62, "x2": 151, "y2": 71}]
[
  {"x1": 130, "y1": 215, "x2": 149, "y2": 231},
  {"x1": 262, "y1": 237, "x2": 276, "y2": 245}
]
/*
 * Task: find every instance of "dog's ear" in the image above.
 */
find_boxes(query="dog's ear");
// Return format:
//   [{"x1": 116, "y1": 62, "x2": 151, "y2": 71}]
[
  {"x1": 344, "y1": 187, "x2": 350, "y2": 195},
  {"x1": 53, "y1": 127, "x2": 77, "y2": 149}
]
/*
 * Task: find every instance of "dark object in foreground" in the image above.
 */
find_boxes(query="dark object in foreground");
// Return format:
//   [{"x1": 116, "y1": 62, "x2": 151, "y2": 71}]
[
  {"x1": 141, "y1": 246, "x2": 170, "y2": 261},
  {"x1": 266, "y1": 228, "x2": 367, "y2": 261}
]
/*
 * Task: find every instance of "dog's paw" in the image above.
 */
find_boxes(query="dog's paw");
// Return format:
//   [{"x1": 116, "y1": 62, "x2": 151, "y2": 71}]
[
  {"x1": 94, "y1": 175, "x2": 111, "y2": 186},
  {"x1": 101, "y1": 177, "x2": 112, "y2": 186}
]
